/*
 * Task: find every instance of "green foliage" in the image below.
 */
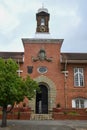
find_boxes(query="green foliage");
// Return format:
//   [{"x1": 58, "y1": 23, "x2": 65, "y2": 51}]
[
  {"x1": 63, "y1": 111, "x2": 79, "y2": 115},
  {"x1": 0, "y1": 58, "x2": 39, "y2": 107},
  {"x1": 23, "y1": 76, "x2": 39, "y2": 100},
  {"x1": 67, "y1": 111, "x2": 79, "y2": 115}
]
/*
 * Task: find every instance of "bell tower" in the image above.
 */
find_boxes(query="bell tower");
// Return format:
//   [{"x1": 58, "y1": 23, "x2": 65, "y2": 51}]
[{"x1": 36, "y1": 6, "x2": 50, "y2": 33}]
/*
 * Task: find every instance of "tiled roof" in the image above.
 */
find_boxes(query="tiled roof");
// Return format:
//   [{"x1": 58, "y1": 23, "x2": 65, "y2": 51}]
[
  {"x1": 61, "y1": 52, "x2": 87, "y2": 63},
  {"x1": 0, "y1": 52, "x2": 24, "y2": 63}
]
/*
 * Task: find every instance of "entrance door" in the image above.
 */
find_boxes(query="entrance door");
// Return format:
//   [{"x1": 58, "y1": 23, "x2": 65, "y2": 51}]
[{"x1": 36, "y1": 84, "x2": 48, "y2": 114}]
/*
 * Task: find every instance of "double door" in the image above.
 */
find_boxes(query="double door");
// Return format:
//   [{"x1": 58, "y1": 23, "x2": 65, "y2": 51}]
[{"x1": 36, "y1": 85, "x2": 48, "y2": 114}]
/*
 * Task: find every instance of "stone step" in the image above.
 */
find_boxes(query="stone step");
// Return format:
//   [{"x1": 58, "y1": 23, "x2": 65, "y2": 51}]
[{"x1": 30, "y1": 114, "x2": 53, "y2": 120}]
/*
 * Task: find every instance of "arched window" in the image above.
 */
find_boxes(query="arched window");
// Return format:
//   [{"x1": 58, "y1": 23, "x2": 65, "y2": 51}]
[
  {"x1": 41, "y1": 18, "x2": 45, "y2": 25},
  {"x1": 72, "y1": 98, "x2": 87, "y2": 108},
  {"x1": 74, "y1": 68, "x2": 84, "y2": 87}
]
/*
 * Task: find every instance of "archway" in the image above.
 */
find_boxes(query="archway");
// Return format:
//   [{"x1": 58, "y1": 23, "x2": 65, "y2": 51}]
[
  {"x1": 36, "y1": 84, "x2": 48, "y2": 114},
  {"x1": 29, "y1": 75, "x2": 56, "y2": 113}
]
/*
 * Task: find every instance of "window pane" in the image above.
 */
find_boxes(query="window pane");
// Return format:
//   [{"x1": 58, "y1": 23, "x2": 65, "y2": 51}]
[
  {"x1": 74, "y1": 74, "x2": 79, "y2": 86},
  {"x1": 74, "y1": 68, "x2": 78, "y2": 73},
  {"x1": 79, "y1": 68, "x2": 83, "y2": 73},
  {"x1": 76, "y1": 100, "x2": 80, "y2": 108},
  {"x1": 80, "y1": 100, "x2": 84, "y2": 108},
  {"x1": 80, "y1": 74, "x2": 84, "y2": 86},
  {"x1": 75, "y1": 98, "x2": 84, "y2": 108}
]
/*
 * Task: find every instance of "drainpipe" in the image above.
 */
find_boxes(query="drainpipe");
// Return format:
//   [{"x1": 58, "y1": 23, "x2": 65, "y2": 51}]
[
  {"x1": 17, "y1": 59, "x2": 20, "y2": 77},
  {"x1": 64, "y1": 59, "x2": 68, "y2": 109}
]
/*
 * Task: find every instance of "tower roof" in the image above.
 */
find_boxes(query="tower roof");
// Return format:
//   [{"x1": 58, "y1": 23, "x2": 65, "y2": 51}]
[{"x1": 37, "y1": 6, "x2": 48, "y2": 13}]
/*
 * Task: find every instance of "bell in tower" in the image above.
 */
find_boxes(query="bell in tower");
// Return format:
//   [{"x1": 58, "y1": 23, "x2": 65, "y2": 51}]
[{"x1": 36, "y1": 6, "x2": 50, "y2": 33}]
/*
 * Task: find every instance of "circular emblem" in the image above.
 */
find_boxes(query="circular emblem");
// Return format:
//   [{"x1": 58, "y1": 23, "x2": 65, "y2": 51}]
[{"x1": 37, "y1": 66, "x2": 48, "y2": 74}]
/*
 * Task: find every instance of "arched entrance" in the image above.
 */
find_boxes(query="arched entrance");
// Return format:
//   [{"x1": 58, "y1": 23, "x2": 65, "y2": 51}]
[
  {"x1": 29, "y1": 75, "x2": 56, "y2": 113},
  {"x1": 36, "y1": 84, "x2": 48, "y2": 114}
]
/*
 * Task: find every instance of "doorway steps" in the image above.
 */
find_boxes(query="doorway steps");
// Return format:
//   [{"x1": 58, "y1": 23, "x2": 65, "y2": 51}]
[{"x1": 30, "y1": 114, "x2": 53, "y2": 120}]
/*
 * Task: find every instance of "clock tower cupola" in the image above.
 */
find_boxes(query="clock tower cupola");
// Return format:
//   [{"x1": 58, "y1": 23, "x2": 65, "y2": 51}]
[{"x1": 36, "y1": 6, "x2": 50, "y2": 33}]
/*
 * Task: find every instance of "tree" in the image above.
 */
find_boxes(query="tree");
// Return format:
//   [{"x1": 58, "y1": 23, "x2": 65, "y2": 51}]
[{"x1": 0, "y1": 58, "x2": 39, "y2": 127}]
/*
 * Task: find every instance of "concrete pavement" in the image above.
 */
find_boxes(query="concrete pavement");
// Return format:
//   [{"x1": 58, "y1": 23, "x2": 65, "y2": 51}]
[{"x1": 0, "y1": 120, "x2": 87, "y2": 130}]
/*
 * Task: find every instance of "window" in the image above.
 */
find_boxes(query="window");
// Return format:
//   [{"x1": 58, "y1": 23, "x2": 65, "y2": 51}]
[
  {"x1": 37, "y1": 66, "x2": 47, "y2": 74},
  {"x1": 41, "y1": 18, "x2": 45, "y2": 25},
  {"x1": 72, "y1": 98, "x2": 87, "y2": 108},
  {"x1": 74, "y1": 68, "x2": 84, "y2": 87},
  {"x1": 75, "y1": 98, "x2": 84, "y2": 108}
]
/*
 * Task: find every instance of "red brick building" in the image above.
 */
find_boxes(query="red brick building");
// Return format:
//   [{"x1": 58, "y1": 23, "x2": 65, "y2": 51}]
[{"x1": 0, "y1": 7, "x2": 87, "y2": 114}]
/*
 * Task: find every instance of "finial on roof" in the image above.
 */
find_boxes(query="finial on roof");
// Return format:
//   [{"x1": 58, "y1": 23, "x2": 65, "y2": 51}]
[
  {"x1": 42, "y1": 3, "x2": 44, "y2": 8},
  {"x1": 38, "y1": 5, "x2": 48, "y2": 13}
]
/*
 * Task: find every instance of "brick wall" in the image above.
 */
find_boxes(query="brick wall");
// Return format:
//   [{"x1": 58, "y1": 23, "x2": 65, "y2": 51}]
[
  {"x1": 20, "y1": 39, "x2": 87, "y2": 110},
  {"x1": 0, "y1": 107, "x2": 31, "y2": 120},
  {"x1": 21, "y1": 41, "x2": 66, "y2": 108},
  {"x1": 53, "y1": 108, "x2": 87, "y2": 120}
]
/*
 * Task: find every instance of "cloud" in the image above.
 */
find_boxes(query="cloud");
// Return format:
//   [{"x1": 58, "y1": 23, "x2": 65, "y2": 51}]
[
  {"x1": 0, "y1": 0, "x2": 42, "y2": 35},
  {"x1": 50, "y1": 3, "x2": 81, "y2": 40},
  {"x1": 0, "y1": 4, "x2": 19, "y2": 34},
  {"x1": 0, "y1": 37, "x2": 24, "y2": 52},
  {"x1": 3, "y1": 0, "x2": 42, "y2": 13},
  {"x1": 0, "y1": 0, "x2": 87, "y2": 53}
]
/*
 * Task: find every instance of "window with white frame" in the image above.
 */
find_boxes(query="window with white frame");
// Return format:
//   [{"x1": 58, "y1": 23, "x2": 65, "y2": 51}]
[
  {"x1": 72, "y1": 98, "x2": 87, "y2": 108},
  {"x1": 74, "y1": 68, "x2": 84, "y2": 87},
  {"x1": 75, "y1": 98, "x2": 84, "y2": 108}
]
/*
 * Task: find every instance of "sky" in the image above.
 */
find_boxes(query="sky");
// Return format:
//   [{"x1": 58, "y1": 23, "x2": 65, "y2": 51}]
[{"x1": 0, "y1": 0, "x2": 87, "y2": 53}]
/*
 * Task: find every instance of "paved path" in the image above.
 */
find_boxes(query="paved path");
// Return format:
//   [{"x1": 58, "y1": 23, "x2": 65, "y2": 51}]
[{"x1": 0, "y1": 120, "x2": 87, "y2": 130}]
